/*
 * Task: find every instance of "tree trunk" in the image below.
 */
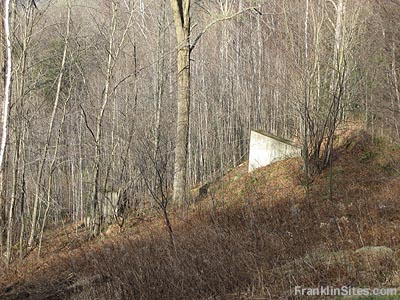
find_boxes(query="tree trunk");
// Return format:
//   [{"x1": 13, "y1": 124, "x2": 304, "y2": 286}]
[
  {"x1": 90, "y1": 1, "x2": 134, "y2": 236},
  {"x1": 0, "y1": 0, "x2": 11, "y2": 173},
  {"x1": 0, "y1": 0, "x2": 12, "y2": 257},
  {"x1": 28, "y1": 1, "x2": 70, "y2": 246},
  {"x1": 170, "y1": 0, "x2": 191, "y2": 204}
]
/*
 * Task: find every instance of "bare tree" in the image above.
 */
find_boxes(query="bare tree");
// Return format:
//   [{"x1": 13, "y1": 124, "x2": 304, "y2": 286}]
[
  {"x1": 137, "y1": 137, "x2": 175, "y2": 246},
  {"x1": 0, "y1": 0, "x2": 12, "y2": 173},
  {"x1": 0, "y1": 0, "x2": 12, "y2": 259},
  {"x1": 28, "y1": 0, "x2": 71, "y2": 247},
  {"x1": 169, "y1": 1, "x2": 258, "y2": 203},
  {"x1": 89, "y1": 0, "x2": 134, "y2": 236},
  {"x1": 169, "y1": 0, "x2": 191, "y2": 204}
]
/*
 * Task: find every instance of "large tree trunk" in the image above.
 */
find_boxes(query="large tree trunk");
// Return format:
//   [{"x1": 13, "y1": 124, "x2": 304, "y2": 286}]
[{"x1": 170, "y1": 0, "x2": 191, "y2": 204}]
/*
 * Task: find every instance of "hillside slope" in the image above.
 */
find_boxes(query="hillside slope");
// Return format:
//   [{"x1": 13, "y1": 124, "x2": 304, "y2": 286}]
[{"x1": 1, "y1": 130, "x2": 400, "y2": 300}]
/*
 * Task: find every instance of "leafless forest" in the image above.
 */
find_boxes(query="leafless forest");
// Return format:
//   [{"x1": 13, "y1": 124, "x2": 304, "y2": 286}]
[{"x1": 0, "y1": 0, "x2": 399, "y2": 265}]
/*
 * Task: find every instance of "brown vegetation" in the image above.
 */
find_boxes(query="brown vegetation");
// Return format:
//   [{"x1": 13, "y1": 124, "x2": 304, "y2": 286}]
[{"x1": 0, "y1": 130, "x2": 399, "y2": 299}]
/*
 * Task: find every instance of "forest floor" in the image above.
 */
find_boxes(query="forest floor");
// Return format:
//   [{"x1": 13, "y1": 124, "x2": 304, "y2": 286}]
[{"x1": 1, "y1": 129, "x2": 400, "y2": 299}]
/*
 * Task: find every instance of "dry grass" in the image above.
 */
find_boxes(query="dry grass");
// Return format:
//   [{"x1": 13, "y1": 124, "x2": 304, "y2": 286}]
[{"x1": 1, "y1": 129, "x2": 400, "y2": 300}]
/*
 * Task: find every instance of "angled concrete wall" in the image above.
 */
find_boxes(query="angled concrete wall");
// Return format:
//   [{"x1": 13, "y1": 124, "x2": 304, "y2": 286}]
[
  {"x1": 101, "y1": 190, "x2": 120, "y2": 223},
  {"x1": 248, "y1": 130, "x2": 301, "y2": 172}
]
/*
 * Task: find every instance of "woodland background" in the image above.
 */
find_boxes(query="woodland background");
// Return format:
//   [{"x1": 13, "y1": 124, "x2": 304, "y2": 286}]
[{"x1": 0, "y1": 0, "x2": 399, "y2": 264}]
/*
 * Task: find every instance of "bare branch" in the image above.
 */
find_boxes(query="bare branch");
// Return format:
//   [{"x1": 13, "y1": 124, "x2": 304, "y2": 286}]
[
  {"x1": 80, "y1": 104, "x2": 96, "y2": 143},
  {"x1": 190, "y1": 7, "x2": 258, "y2": 52}
]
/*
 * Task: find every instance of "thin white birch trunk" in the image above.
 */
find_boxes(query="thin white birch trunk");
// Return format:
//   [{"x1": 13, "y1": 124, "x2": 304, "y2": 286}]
[{"x1": 0, "y1": 0, "x2": 12, "y2": 173}]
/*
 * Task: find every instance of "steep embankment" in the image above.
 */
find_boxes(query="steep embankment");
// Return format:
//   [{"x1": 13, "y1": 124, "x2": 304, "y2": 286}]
[{"x1": 1, "y1": 130, "x2": 400, "y2": 300}]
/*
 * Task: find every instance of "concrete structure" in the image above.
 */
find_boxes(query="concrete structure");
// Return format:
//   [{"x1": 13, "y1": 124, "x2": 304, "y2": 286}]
[
  {"x1": 101, "y1": 190, "x2": 122, "y2": 224},
  {"x1": 248, "y1": 130, "x2": 301, "y2": 172}
]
